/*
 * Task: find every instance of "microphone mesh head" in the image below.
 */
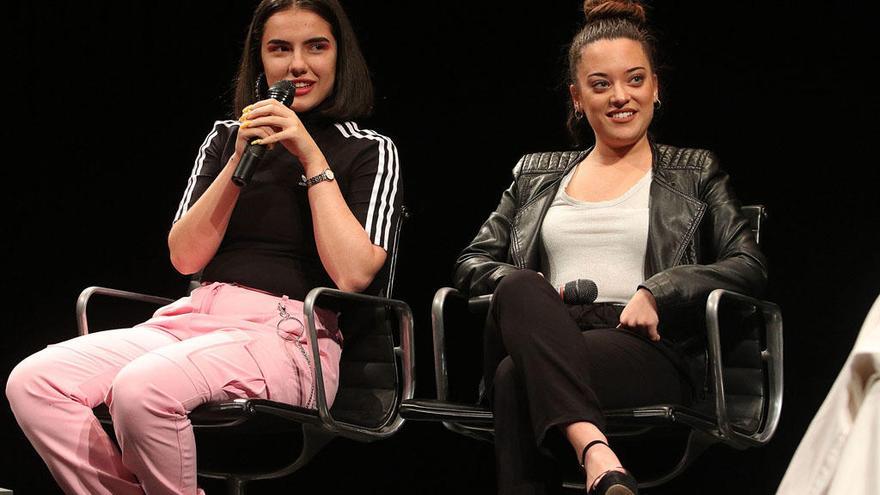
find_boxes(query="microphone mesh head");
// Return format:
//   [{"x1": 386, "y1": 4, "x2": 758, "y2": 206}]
[
  {"x1": 576, "y1": 279, "x2": 598, "y2": 304},
  {"x1": 267, "y1": 79, "x2": 296, "y2": 106},
  {"x1": 563, "y1": 279, "x2": 599, "y2": 305}
]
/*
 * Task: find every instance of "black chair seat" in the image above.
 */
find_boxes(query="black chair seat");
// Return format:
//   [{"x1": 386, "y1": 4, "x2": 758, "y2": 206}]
[
  {"x1": 94, "y1": 398, "x2": 320, "y2": 428},
  {"x1": 399, "y1": 399, "x2": 495, "y2": 423},
  {"x1": 397, "y1": 400, "x2": 740, "y2": 434}
]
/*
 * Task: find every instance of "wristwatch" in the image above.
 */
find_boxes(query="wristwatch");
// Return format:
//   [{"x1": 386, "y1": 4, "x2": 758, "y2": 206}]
[{"x1": 299, "y1": 168, "x2": 335, "y2": 187}]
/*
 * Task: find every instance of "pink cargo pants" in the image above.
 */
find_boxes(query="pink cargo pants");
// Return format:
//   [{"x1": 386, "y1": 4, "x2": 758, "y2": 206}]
[{"x1": 6, "y1": 282, "x2": 342, "y2": 495}]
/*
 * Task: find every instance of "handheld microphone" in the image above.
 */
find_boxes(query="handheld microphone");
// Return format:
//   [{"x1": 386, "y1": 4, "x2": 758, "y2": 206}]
[
  {"x1": 231, "y1": 79, "x2": 296, "y2": 187},
  {"x1": 559, "y1": 279, "x2": 599, "y2": 305}
]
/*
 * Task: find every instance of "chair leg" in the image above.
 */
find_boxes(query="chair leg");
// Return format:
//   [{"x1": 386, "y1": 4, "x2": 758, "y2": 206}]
[
  {"x1": 637, "y1": 429, "x2": 717, "y2": 489},
  {"x1": 226, "y1": 476, "x2": 247, "y2": 495}
]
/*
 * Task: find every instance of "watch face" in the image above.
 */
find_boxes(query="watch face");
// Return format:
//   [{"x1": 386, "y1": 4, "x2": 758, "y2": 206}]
[{"x1": 325, "y1": 169, "x2": 335, "y2": 180}]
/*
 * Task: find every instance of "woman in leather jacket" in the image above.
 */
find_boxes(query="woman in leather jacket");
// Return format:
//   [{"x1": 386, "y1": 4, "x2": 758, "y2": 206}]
[{"x1": 452, "y1": 1, "x2": 766, "y2": 494}]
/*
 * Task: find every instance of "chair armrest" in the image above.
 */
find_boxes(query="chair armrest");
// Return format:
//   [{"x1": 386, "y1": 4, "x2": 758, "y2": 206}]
[
  {"x1": 705, "y1": 288, "x2": 783, "y2": 447},
  {"x1": 467, "y1": 294, "x2": 493, "y2": 313},
  {"x1": 302, "y1": 287, "x2": 415, "y2": 441},
  {"x1": 430, "y1": 288, "x2": 493, "y2": 400},
  {"x1": 76, "y1": 286, "x2": 175, "y2": 336},
  {"x1": 432, "y1": 287, "x2": 464, "y2": 401}
]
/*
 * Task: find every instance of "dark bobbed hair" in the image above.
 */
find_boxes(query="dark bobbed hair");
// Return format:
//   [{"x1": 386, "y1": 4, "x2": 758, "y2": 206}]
[
  {"x1": 566, "y1": 0, "x2": 658, "y2": 146},
  {"x1": 232, "y1": 0, "x2": 374, "y2": 122}
]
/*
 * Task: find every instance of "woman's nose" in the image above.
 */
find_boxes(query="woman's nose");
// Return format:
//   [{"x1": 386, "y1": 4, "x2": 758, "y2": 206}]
[
  {"x1": 610, "y1": 83, "x2": 630, "y2": 107},
  {"x1": 288, "y1": 50, "x2": 308, "y2": 77}
]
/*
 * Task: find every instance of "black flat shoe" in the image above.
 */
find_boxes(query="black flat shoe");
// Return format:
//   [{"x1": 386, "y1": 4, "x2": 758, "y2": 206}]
[{"x1": 588, "y1": 469, "x2": 639, "y2": 495}]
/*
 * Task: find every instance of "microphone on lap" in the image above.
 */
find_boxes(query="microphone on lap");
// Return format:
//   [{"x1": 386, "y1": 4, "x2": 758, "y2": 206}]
[
  {"x1": 558, "y1": 279, "x2": 599, "y2": 305},
  {"x1": 231, "y1": 79, "x2": 296, "y2": 187}
]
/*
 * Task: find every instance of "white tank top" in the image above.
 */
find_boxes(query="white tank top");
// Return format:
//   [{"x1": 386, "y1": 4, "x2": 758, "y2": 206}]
[{"x1": 540, "y1": 167, "x2": 651, "y2": 303}]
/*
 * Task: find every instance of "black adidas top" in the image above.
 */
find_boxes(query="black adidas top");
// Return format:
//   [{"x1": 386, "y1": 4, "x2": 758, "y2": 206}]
[{"x1": 173, "y1": 119, "x2": 402, "y2": 300}]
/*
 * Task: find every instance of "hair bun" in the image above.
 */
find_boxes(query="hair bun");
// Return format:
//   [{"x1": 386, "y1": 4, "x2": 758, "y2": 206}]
[{"x1": 582, "y1": 0, "x2": 647, "y2": 25}]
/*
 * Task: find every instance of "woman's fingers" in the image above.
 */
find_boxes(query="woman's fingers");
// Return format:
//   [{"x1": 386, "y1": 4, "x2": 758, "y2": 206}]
[
  {"x1": 617, "y1": 318, "x2": 660, "y2": 341},
  {"x1": 240, "y1": 115, "x2": 298, "y2": 132},
  {"x1": 239, "y1": 101, "x2": 302, "y2": 141},
  {"x1": 241, "y1": 98, "x2": 294, "y2": 119},
  {"x1": 237, "y1": 126, "x2": 274, "y2": 143},
  {"x1": 617, "y1": 292, "x2": 661, "y2": 341},
  {"x1": 234, "y1": 126, "x2": 275, "y2": 156}
]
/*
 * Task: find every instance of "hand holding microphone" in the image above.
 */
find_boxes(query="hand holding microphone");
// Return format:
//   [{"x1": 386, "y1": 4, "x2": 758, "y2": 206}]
[{"x1": 232, "y1": 79, "x2": 296, "y2": 187}]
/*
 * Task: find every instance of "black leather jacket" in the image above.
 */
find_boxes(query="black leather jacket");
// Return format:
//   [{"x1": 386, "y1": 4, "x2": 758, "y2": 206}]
[{"x1": 453, "y1": 143, "x2": 767, "y2": 344}]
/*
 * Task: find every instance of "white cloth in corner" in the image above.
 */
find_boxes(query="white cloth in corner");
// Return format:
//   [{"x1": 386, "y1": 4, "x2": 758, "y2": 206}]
[{"x1": 776, "y1": 294, "x2": 880, "y2": 495}]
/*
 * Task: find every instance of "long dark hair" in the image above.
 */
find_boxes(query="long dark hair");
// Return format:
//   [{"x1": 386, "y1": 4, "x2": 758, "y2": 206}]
[
  {"x1": 566, "y1": 0, "x2": 658, "y2": 145},
  {"x1": 232, "y1": 0, "x2": 374, "y2": 121}
]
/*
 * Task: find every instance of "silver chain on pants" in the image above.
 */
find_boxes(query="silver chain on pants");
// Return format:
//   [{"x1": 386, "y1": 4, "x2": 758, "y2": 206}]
[{"x1": 276, "y1": 302, "x2": 315, "y2": 409}]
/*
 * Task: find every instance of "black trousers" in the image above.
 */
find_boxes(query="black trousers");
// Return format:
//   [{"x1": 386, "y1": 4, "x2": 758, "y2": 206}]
[{"x1": 485, "y1": 270, "x2": 692, "y2": 494}]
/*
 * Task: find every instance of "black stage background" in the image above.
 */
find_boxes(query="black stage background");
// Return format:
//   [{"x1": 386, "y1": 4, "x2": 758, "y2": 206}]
[{"x1": 2, "y1": 1, "x2": 878, "y2": 493}]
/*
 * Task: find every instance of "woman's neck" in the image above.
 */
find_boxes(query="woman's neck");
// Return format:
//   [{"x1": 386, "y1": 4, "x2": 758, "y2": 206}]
[{"x1": 589, "y1": 135, "x2": 652, "y2": 168}]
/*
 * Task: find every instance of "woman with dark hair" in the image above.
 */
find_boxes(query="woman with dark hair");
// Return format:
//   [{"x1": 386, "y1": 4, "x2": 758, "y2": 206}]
[
  {"x1": 453, "y1": 1, "x2": 765, "y2": 494},
  {"x1": 6, "y1": 1, "x2": 401, "y2": 493}
]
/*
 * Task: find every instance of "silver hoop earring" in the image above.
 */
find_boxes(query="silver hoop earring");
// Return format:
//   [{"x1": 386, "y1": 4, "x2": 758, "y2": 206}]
[
  {"x1": 654, "y1": 98, "x2": 662, "y2": 108},
  {"x1": 574, "y1": 109, "x2": 584, "y2": 120}
]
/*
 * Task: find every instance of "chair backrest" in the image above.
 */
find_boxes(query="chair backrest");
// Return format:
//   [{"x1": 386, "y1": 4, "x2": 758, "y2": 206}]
[
  {"x1": 328, "y1": 206, "x2": 409, "y2": 429},
  {"x1": 378, "y1": 205, "x2": 409, "y2": 298},
  {"x1": 331, "y1": 303, "x2": 400, "y2": 428},
  {"x1": 712, "y1": 301, "x2": 767, "y2": 433},
  {"x1": 720, "y1": 204, "x2": 769, "y2": 431},
  {"x1": 741, "y1": 205, "x2": 766, "y2": 246},
  {"x1": 685, "y1": 203, "x2": 766, "y2": 392}
]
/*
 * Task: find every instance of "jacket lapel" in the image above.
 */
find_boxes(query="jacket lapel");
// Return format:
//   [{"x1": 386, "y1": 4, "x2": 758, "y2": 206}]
[
  {"x1": 645, "y1": 171, "x2": 707, "y2": 277},
  {"x1": 511, "y1": 151, "x2": 586, "y2": 268}
]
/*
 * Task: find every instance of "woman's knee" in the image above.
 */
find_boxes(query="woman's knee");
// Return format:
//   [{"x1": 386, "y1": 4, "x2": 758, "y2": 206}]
[
  {"x1": 6, "y1": 352, "x2": 61, "y2": 413},
  {"x1": 494, "y1": 269, "x2": 548, "y2": 304},
  {"x1": 492, "y1": 270, "x2": 554, "y2": 330},
  {"x1": 107, "y1": 356, "x2": 187, "y2": 430},
  {"x1": 5, "y1": 351, "x2": 79, "y2": 434}
]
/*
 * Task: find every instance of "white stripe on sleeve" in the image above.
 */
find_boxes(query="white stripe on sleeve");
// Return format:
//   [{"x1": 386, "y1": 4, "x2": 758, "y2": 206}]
[
  {"x1": 349, "y1": 122, "x2": 400, "y2": 249},
  {"x1": 173, "y1": 120, "x2": 238, "y2": 222},
  {"x1": 333, "y1": 122, "x2": 400, "y2": 250}
]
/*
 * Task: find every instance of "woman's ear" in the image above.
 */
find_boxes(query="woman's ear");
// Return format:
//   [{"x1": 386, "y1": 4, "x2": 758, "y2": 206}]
[
  {"x1": 652, "y1": 73, "x2": 659, "y2": 103},
  {"x1": 569, "y1": 83, "x2": 580, "y2": 112}
]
